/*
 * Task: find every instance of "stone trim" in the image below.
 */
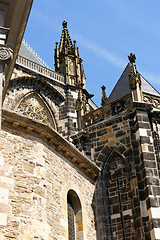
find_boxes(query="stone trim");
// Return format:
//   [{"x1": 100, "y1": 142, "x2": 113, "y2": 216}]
[{"x1": 2, "y1": 108, "x2": 100, "y2": 181}]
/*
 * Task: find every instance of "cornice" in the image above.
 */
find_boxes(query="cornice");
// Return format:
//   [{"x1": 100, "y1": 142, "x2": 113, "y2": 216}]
[{"x1": 2, "y1": 108, "x2": 100, "y2": 181}]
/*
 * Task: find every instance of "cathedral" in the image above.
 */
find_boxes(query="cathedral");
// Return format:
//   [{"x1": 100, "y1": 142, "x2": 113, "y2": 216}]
[{"x1": 1, "y1": 18, "x2": 160, "y2": 240}]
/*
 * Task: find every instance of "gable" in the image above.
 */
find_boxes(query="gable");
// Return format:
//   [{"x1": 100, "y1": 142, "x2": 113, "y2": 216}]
[{"x1": 107, "y1": 64, "x2": 160, "y2": 103}]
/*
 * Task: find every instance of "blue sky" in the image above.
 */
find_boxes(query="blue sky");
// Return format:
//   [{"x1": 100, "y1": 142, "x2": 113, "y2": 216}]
[{"x1": 24, "y1": 0, "x2": 160, "y2": 106}]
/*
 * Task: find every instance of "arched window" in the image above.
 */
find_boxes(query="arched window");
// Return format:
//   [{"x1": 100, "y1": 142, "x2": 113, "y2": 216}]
[
  {"x1": 67, "y1": 194, "x2": 75, "y2": 240},
  {"x1": 67, "y1": 190, "x2": 83, "y2": 240}
]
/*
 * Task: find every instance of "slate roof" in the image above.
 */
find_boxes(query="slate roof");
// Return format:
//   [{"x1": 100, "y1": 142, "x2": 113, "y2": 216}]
[
  {"x1": 107, "y1": 64, "x2": 160, "y2": 103},
  {"x1": 18, "y1": 41, "x2": 46, "y2": 67}
]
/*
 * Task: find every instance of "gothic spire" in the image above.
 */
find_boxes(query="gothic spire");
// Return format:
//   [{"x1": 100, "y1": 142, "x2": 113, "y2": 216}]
[
  {"x1": 54, "y1": 21, "x2": 86, "y2": 88},
  {"x1": 59, "y1": 20, "x2": 73, "y2": 54}
]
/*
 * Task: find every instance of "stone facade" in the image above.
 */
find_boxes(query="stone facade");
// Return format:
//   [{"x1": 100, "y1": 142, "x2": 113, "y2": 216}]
[
  {"x1": 73, "y1": 108, "x2": 139, "y2": 239},
  {"x1": 73, "y1": 105, "x2": 160, "y2": 239},
  {"x1": 0, "y1": 123, "x2": 97, "y2": 240}
]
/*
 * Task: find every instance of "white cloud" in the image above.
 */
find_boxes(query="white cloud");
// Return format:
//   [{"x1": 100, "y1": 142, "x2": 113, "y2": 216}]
[
  {"x1": 73, "y1": 34, "x2": 127, "y2": 69},
  {"x1": 75, "y1": 34, "x2": 160, "y2": 88},
  {"x1": 32, "y1": 10, "x2": 127, "y2": 69}
]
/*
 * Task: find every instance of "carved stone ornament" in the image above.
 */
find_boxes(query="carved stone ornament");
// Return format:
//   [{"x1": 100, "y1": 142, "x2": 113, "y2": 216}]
[
  {"x1": 108, "y1": 161, "x2": 124, "y2": 173},
  {"x1": 0, "y1": 44, "x2": 13, "y2": 62},
  {"x1": 128, "y1": 53, "x2": 136, "y2": 64},
  {"x1": 17, "y1": 94, "x2": 54, "y2": 127},
  {"x1": 69, "y1": 61, "x2": 74, "y2": 73},
  {"x1": 143, "y1": 95, "x2": 160, "y2": 109},
  {"x1": 128, "y1": 53, "x2": 142, "y2": 92}
]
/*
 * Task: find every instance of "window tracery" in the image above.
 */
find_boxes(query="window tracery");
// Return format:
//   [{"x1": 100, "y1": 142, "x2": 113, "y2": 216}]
[{"x1": 16, "y1": 93, "x2": 55, "y2": 128}]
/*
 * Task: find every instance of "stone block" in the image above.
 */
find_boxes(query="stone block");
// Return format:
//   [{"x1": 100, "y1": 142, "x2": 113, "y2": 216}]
[
  {"x1": 20, "y1": 234, "x2": 31, "y2": 240},
  {"x1": 0, "y1": 188, "x2": 9, "y2": 204},
  {"x1": 97, "y1": 129, "x2": 107, "y2": 136},
  {"x1": 0, "y1": 212, "x2": 7, "y2": 226},
  {"x1": 115, "y1": 130, "x2": 126, "y2": 138},
  {"x1": 0, "y1": 203, "x2": 11, "y2": 214}
]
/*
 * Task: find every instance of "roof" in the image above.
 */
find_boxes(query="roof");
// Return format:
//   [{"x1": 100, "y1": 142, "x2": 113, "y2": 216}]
[
  {"x1": 141, "y1": 75, "x2": 160, "y2": 96},
  {"x1": 107, "y1": 64, "x2": 160, "y2": 103},
  {"x1": 18, "y1": 41, "x2": 46, "y2": 67}
]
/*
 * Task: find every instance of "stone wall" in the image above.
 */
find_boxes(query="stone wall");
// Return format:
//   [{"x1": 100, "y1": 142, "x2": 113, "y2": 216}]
[
  {"x1": 59, "y1": 88, "x2": 78, "y2": 138},
  {"x1": 0, "y1": 127, "x2": 96, "y2": 240},
  {"x1": 129, "y1": 103, "x2": 160, "y2": 240},
  {"x1": 73, "y1": 113, "x2": 132, "y2": 165},
  {"x1": 73, "y1": 114, "x2": 141, "y2": 239},
  {"x1": 87, "y1": 117, "x2": 140, "y2": 239},
  {"x1": 73, "y1": 103, "x2": 160, "y2": 239}
]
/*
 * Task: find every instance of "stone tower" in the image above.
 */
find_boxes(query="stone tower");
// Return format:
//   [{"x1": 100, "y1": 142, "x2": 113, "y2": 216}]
[{"x1": 55, "y1": 20, "x2": 86, "y2": 89}]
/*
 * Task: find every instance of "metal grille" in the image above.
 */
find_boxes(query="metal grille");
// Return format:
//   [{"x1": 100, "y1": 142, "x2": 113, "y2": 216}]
[{"x1": 67, "y1": 196, "x2": 75, "y2": 240}]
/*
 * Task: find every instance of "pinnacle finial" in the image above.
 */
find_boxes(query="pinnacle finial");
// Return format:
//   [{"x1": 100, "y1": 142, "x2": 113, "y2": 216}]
[
  {"x1": 101, "y1": 85, "x2": 108, "y2": 106},
  {"x1": 62, "y1": 20, "x2": 67, "y2": 28},
  {"x1": 128, "y1": 53, "x2": 136, "y2": 64},
  {"x1": 101, "y1": 85, "x2": 106, "y2": 91}
]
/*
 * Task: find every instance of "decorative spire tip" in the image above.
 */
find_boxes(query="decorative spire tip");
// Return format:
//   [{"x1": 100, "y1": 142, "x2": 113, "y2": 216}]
[
  {"x1": 128, "y1": 53, "x2": 136, "y2": 64},
  {"x1": 101, "y1": 85, "x2": 106, "y2": 91},
  {"x1": 62, "y1": 20, "x2": 67, "y2": 28}
]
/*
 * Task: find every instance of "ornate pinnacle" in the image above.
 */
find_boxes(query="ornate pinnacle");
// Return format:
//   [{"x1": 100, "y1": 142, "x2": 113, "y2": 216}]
[
  {"x1": 101, "y1": 85, "x2": 108, "y2": 106},
  {"x1": 128, "y1": 53, "x2": 142, "y2": 101},
  {"x1": 62, "y1": 20, "x2": 67, "y2": 29},
  {"x1": 128, "y1": 53, "x2": 136, "y2": 64}
]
